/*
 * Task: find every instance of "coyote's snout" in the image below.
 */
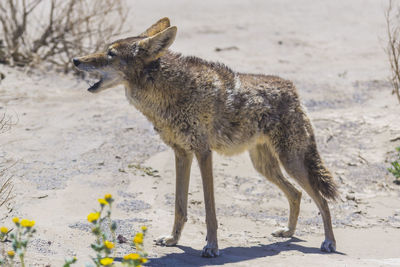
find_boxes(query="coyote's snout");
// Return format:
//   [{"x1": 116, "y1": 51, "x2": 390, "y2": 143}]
[{"x1": 73, "y1": 17, "x2": 338, "y2": 257}]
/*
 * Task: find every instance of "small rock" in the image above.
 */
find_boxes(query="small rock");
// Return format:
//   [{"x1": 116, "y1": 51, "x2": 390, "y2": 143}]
[
  {"x1": 346, "y1": 193, "x2": 356, "y2": 201},
  {"x1": 117, "y1": 234, "x2": 128, "y2": 244}
]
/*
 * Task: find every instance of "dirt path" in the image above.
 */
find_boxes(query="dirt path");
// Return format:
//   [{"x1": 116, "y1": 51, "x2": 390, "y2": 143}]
[{"x1": 1, "y1": 0, "x2": 400, "y2": 266}]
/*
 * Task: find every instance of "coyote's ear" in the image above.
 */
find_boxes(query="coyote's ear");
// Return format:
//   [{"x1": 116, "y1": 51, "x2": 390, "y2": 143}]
[
  {"x1": 139, "y1": 17, "x2": 171, "y2": 37},
  {"x1": 138, "y1": 26, "x2": 177, "y2": 61}
]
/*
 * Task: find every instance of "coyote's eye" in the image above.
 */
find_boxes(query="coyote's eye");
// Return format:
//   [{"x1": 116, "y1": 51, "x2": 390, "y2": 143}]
[{"x1": 107, "y1": 50, "x2": 116, "y2": 59}]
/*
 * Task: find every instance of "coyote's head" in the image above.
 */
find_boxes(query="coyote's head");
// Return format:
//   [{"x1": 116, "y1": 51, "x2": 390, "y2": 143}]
[{"x1": 73, "y1": 18, "x2": 176, "y2": 93}]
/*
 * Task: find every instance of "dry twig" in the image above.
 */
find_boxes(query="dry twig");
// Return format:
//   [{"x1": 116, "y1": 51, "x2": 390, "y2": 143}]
[
  {"x1": 0, "y1": 115, "x2": 14, "y2": 208},
  {"x1": 385, "y1": 0, "x2": 400, "y2": 103}
]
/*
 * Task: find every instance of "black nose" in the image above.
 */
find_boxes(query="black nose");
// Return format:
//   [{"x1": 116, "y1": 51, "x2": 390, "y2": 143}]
[{"x1": 72, "y1": 58, "x2": 81, "y2": 67}]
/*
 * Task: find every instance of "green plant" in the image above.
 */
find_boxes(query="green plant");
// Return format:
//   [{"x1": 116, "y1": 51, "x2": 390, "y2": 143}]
[
  {"x1": 1, "y1": 194, "x2": 148, "y2": 266},
  {"x1": 388, "y1": 147, "x2": 400, "y2": 184},
  {"x1": 63, "y1": 256, "x2": 78, "y2": 267},
  {"x1": 0, "y1": 217, "x2": 36, "y2": 267},
  {"x1": 86, "y1": 194, "x2": 148, "y2": 267},
  {"x1": 121, "y1": 226, "x2": 148, "y2": 266},
  {"x1": 85, "y1": 194, "x2": 117, "y2": 266}
]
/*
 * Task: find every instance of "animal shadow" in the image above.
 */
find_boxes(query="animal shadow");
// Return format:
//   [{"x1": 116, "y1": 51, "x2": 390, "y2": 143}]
[{"x1": 147, "y1": 237, "x2": 345, "y2": 266}]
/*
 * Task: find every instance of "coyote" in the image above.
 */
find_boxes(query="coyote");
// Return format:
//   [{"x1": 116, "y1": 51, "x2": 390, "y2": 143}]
[{"x1": 73, "y1": 17, "x2": 338, "y2": 257}]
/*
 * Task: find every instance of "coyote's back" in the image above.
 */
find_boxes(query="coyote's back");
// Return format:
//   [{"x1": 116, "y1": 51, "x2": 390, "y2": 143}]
[{"x1": 73, "y1": 17, "x2": 338, "y2": 257}]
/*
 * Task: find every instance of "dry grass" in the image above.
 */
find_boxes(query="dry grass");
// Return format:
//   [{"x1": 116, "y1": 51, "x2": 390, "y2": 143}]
[
  {"x1": 0, "y1": 113, "x2": 13, "y2": 134},
  {"x1": 0, "y1": 0, "x2": 128, "y2": 73},
  {"x1": 0, "y1": 171, "x2": 13, "y2": 209},
  {"x1": 0, "y1": 114, "x2": 14, "y2": 209},
  {"x1": 385, "y1": 0, "x2": 400, "y2": 103}
]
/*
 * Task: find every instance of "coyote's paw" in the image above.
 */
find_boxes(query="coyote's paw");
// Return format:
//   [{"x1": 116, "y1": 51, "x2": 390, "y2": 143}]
[
  {"x1": 155, "y1": 235, "x2": 178, "y2": 247},
  {"x1": 320, "y1": 238, "x2": 336, "y2": 252},
  {"x1": 271, "y1": 227, "x2": 294, "y2": 238},
  {"x1": 202, "y1": 243, "x2": 219, "y2": 258}
]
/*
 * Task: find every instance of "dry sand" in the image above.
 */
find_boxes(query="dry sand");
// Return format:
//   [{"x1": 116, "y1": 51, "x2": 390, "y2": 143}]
[{"x1": 1, "y1": 0, "x2": 400, "y2": 266}]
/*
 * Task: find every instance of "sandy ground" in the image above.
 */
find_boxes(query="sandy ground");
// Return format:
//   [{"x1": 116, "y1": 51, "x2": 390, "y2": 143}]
[{"x1": 1, "y1": 0, "x2": 400, "y2": 266}]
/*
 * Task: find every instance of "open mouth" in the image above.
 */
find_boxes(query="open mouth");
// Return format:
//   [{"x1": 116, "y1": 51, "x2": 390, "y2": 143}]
[
  {"x1": 84, "y1": 72, "x2": 104, "y2": 92},
  {"x1": 88, "y1": 78, "x2": 103, "y2": 92}
]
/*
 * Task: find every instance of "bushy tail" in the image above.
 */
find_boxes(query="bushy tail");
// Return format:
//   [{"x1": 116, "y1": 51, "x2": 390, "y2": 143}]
[{"x1": 305, "y1": 144, "x2": 338, "y2": 200}]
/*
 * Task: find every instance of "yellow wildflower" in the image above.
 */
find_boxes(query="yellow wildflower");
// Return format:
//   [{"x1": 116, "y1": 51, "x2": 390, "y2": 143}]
[
  {"x1": 20, "y1": 219, "x2": 35, "y2": 228},
  {"x1": 123, "y1": 253, "x2": 140, "y2": 260},
  {"x1": 0, "y1": 226, "x2": 8, "y2": 234},
  {"x1": 141, "y1": 258, "x2": 148, "y2": 263},
  {"x1": 104, "y1": 194, "x2": 112, "y2": 200},
  {"x1": 87, "y1": 212, "x2": 100, "y2": 223},
  {"x1": 20, "y1": 219, "x2": 28, "y2": 227},
  {"x1": 12, "y1": 217, "x2": 19, "y2": 224},
  {"x1": 104, "y1": 240, "x2": 114, "y2": 249},
  {"x1": 133, "y1": 232, "x2": 143, "y2": 244},
  {"x1": 7, "y1": 250, "x2": 15, "y2": 257},
  {"x1": 98, "y1": 198, "x2": 108, "y2": 206},
  {"x1": 99, "y1": 257, "x2": 114, "y2": 266},
  {"x1": 133, "y1": 236, "x2": 143, "y2": 244},
  {"x1": 141, "y1": 226, "x2": 147, "y2": 231}
]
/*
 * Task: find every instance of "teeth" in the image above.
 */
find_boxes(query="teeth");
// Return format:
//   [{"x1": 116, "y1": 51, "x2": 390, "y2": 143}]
[
  {"x1": 87, "y1": 79, "x2": 99, "y2": 88},
  {"x1": 86, "y1": 76, "x2": 100, "y2": 85}
]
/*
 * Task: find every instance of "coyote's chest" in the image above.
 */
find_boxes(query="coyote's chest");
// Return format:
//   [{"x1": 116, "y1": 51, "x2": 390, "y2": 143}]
[{"x1": 125, "y1": 85, "x2": 206, "y2": 150}]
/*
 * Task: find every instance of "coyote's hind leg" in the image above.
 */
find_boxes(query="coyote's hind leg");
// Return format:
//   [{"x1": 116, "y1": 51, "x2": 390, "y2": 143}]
[
  {"x1": 249, "y1": 143, "x2": 302, "y2": 237},
  {"x1": 277, "y1": 136, "x2": 337, "y2": 252}
]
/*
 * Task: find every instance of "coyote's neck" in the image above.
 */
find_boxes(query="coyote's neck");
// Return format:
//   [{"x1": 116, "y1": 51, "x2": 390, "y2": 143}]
[
  {"x1": 124, "y1": 53, "x2": 187, "y2": 125},
  {"x1": 125, "y1": 51, "x2": 236, "y2": 129},
  {"x1": 125, "y1": 55, "x2": 181, "y2": 110}
]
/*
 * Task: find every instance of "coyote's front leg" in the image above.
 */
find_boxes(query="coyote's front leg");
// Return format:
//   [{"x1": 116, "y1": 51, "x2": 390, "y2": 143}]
[
  {"x1": 196, "y1": 150, "x2": 219, "y2": 257},
  {"x1": 156, "y1": 148, "x2": 193, "y2": 246}
]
